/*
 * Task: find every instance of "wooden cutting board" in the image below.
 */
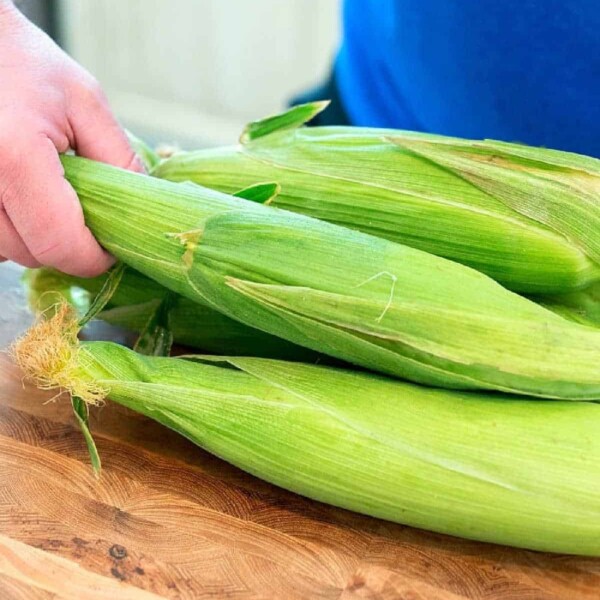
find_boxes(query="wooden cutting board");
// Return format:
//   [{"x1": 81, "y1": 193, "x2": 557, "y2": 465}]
[{"x1": 0, "y1": 265, "x2": 599, "y2": 599}]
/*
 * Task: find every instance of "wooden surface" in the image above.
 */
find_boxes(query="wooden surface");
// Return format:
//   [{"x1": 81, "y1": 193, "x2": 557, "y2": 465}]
[{"x1": 1, "y1": 264, "x2": 599, "y2": 599}]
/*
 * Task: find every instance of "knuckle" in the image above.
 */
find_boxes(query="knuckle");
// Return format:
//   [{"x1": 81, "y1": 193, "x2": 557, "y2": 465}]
[
  {"x1": 0, "y1": 127, "x2": 39, "y2": 188},
  {"x1": 0, "y1": 133, "x2": 27, "y2": 171},
  {"x1": 0, "y1": 107, "x2": 43, "y2": 136},
  {"x1": 0, "y1": 139, "x2": 46, "y2": 211},
  {"x1": 76, "y1": 75, "x2": 107, "y2": 107},
  {"x1": 0, "y1": 236, "x2": 41, "y2": 269},
  {"x1": 28, "y1": 228, "x2": 107, "y2": 277},
  {"x1": 0, "y1": 168, "x2": 25, "y2": 211},
  {"x1": 30, "y1": 239, "x2": 65, "y2": 263},
  {"x1": 28, "y1": 224, "x2": 77, "y2": 265}
]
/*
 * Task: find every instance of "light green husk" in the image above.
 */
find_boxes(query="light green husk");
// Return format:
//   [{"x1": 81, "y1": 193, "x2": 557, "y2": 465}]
[
  {"x1": 27, "y1": 264, "x2": 598, "y2": 346},
  {"x1": 534, "y1": 281, "x2": 600, "y2": 329},
  {"x1": 153, "y1": 103, "x2": 600, "y2": 294},
  {"x1": 61, "y1": 153, "x2": 600, "y2": 400},
  {"x1": 12, "y1": 311, "x2": 600, "y2": 556},
  {"x1": 125, "y1": 129, "x2": 161, "y2": 172},
  {"x1": 23, "y1": 267, "x2": 314, "y2": 360}
]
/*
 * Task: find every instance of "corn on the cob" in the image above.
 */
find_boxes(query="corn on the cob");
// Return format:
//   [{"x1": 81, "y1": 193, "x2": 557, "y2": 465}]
[
  {"x1": 61, "y1": 154, "x2": 600, "y2": 400},
  {"x1": 24, "y1": 267, "x2": 315, "y2": 360},
  {"x1": 153, "y1": 103, "x2": 600, "y2": 294},
  {"x1": 32, "y1": 262, "x2": 596, "y2": 376},
  {"x1": 30, "y1": 262, "x2": 591, "y2": 351},
  {"x1": 12, "y1": 309, "x2": 600, "y2": 556}
]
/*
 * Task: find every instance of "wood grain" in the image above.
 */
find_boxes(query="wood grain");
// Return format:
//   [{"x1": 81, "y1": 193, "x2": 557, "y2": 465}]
[
  {"x1": 0, "y1": 533, "x2": 163, "y2": 600},
  {"x1": 1, "y1": 264, "x2": 599, "y2": 598}
]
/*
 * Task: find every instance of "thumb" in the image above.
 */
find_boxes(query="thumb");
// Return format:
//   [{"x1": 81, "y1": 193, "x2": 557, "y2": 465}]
[{"x1": 68, "y1": 79, "x2": 145, "y2": 173}]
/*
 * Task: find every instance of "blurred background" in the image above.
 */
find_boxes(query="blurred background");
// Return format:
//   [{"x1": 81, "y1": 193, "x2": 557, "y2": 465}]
[{"x1": 19, "y1": 0, "x2": 341, "y2": 148}]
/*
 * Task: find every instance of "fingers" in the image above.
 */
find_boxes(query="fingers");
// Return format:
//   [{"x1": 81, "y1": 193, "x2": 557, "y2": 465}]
[
  {"x1": 69, "y1": 79, "x2": 145, "y2": 173},
  {"x1": 2, "y1": 134, "x2": 114, "y2": 277},
  {"x1": 0, "y1": 207, "x2": 40, "y2": 268}
]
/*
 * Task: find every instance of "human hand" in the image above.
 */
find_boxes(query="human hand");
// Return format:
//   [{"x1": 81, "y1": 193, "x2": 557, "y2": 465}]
[{"x1": 0, "y1": 2, "x2": 144, "y2": 277}]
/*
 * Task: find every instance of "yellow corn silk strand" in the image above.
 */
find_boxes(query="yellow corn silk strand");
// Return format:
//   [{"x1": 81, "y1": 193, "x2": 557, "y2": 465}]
[
  {"x1": 62, "y1": 155, "x2": 600, "y2": 400},
  {"x1": 12, "y1": 322, "x2": 600, "y2": 557},
  {"x1": 152, "y1": 102, "x2": 600, "y2": 295}
]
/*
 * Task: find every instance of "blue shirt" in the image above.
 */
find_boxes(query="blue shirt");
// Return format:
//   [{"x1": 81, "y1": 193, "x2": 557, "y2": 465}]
[{"x1": 336, "y1": 0, "x2": 600, "y2": 156}]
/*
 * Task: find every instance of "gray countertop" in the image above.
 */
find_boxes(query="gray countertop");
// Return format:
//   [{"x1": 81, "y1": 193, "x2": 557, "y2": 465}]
[{"x1": 0, "y1": 263, "x2": 33, "y2": 349}]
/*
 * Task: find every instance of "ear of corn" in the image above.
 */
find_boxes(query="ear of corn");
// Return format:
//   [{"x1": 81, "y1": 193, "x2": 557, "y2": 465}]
[
  {"x1": 11, "y1": 314, "x2": 600, "y2": 556},
  {"x1": 32, "y1": 256, "x2": 592, "y2": 341},
  {"x1": 152, "y1": 103, "x2": 600, "y2": 294},
  {"x1": 24, "y1": 266, "x2": 316, "y2": 360},
  {"x1": 388, "y1": 135, "x2": 600, "y2": 266},
  {"x1": 22, "y1": 268, "x2": 90, "y2": 315},
  {"x1": 61, "y1": 154, "x2": 600, "y2": 399}
]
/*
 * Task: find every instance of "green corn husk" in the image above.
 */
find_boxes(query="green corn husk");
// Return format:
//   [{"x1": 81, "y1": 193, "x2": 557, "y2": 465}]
[
  {"x1": 61, "y1": 153, "x2": 600, "y2": 400},
  {"x1": 31, "y1": 262, "x2": 595, "y2": 356},
  {"x1": 534, "y1": 281, "x2": 600, "y2": 329},
  {"x1": 23, "y1": 267, "x2": 315, "y2": 360},
  {"x1": 125, "y1": 129, "x2": 161, "y2": 172},
  {"x1": 153, "y1": 102, "x2": 600, "y2": 294},
  {"x1": 12, "y1": 314, "x2": 600, "y2": 556},
  {"x1": 22, "y1": 267, "x2": 90, "y2": 315}
]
